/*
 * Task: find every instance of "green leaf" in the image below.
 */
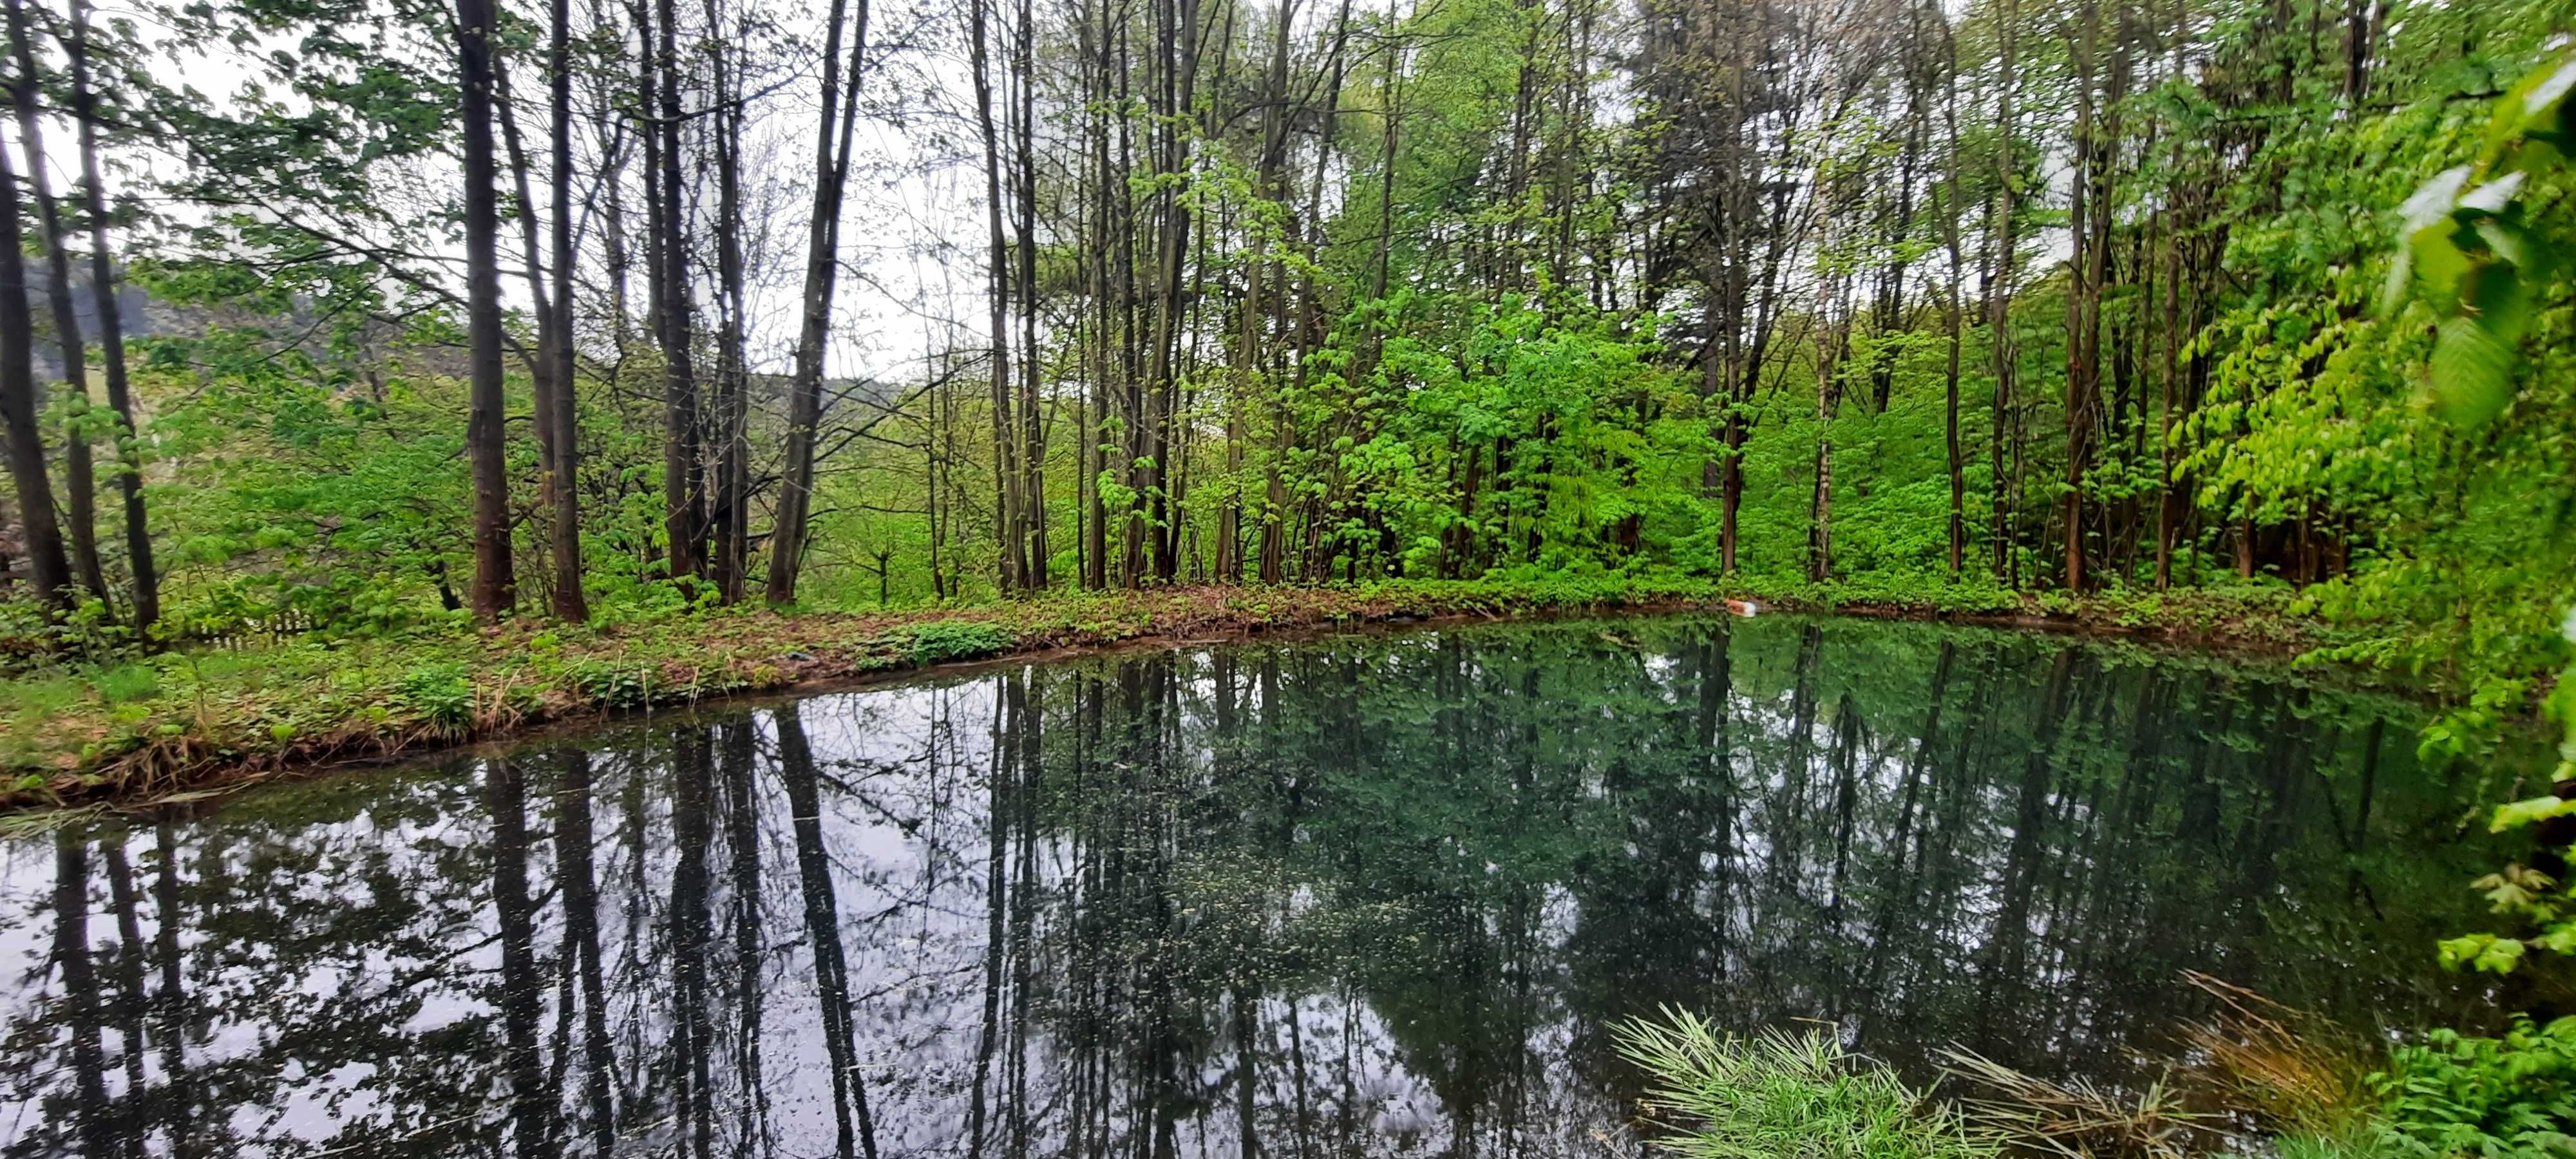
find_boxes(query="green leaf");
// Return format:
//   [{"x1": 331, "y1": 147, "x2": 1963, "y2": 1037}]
[
  {"x1": 2430, "y1": 316, "x2": 2515, "y2": 427},
  {"x1": 2438, "y1": 933, "x2": 2527, "y2": 974},
  {"x1": 2493, "y1": 795, "x2": 2576, "y2": 832},
  {"x1": 2407, "y1": 228, "x2": 2470, "y2": 309},
  {"x1": 2397, "y1": 165, "x2": 2472, "y2": 239}
]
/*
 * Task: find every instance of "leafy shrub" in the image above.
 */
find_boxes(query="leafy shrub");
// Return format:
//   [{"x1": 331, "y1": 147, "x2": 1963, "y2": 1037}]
[
  {"x1": 2265, "y1": 1129, "x2": 2414, "y2": 1159},
  {"x1": 1616, "y1": 1009, "x2": 1996, "y2": 1159},
  {"x1": 904, "y1": 621, "x2": 1015, "y2": 666},
  {"x1": 86, "y1": 663, "x2": 161, "y2": 704},
  {"x1": 569, "y1": 661, "x2": 652, "y2": 710},
  {"x1": 397, "y1": 663, "x2": 475, "y2": 733},
  {"x1": 2374, "y1": 1017, "x2": 2576, "y2": 1159}
]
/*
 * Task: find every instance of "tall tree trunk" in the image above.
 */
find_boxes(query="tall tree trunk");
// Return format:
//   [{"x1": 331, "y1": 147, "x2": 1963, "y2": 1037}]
[
  {"x1": 1942, "y1": 14, "x2": 1966, "y2": 576},
  {"x1": 2061, "y1": 0, "x2": 2108, "y2": 593},
  {"x1": 1079, "y1": 0, "x2": 1113, "y2": 590},
  {"x1": 6, "y1": 0, "x2": 106, "y2": 608},
  {"x1": 1015, "y1": 0, "x2": 1046, "y2": 589},
  {"x1": 652, "y1": 0, "x2": 703, "y2": 581},
  {"x1": 766, "y1": 0, "x2": 869, "y2": 605},
  {"x1": 545, "y1": 0, "x2": 586, "y2": 620},
  {"x1": 458, "y1": 0, "x2": 516, "y2": 619},
  {"x1": 705, "y1": 0, "x2": 750, "y2": 603},
  {"x1": 1141, "y1": 0, "x2": 1205, "y2": 584},
  {"x1": 493, "y1": 59, "x2": 566, "y2": 614},
  {"x1": 1987, "y1": 0, "x2": 2020, "y2": 583},
  {"x1": 1809, "y1": 278, "x2": 1846, "y2": 583},
  {"x1": 971, "y1": 0, "x2": 1025, "y2": 593}
]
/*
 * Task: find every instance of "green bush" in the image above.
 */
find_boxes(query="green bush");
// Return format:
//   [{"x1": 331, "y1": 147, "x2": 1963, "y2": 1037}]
[
  {"x1": 1615, "y1": 1010, "x2": 1996, "y2": 1159},
  {"x1": 86, "y1": 662, "x2": 160, "y2": 704},
  {"x1": 2375, "y1": 1017, "x2": 2576, "y2": 1159},
  {"x1": 2264, "y1": 1130, "x2": 2415, "y2": 1159},
  {"x1": 569, "y1": 661, "x2": 652, "y2": 710},
  {"x1": 902, "y1": 621, "x2": 1016, "y2": 666},
  {"x1": 397, "y1": 663, "x2": 475, "y2": 732}
]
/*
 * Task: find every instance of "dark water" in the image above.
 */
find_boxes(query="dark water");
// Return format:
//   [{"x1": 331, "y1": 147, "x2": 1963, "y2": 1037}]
[{"x1": 0, "y1": 615, "x2": 2519, "y2": 1157}]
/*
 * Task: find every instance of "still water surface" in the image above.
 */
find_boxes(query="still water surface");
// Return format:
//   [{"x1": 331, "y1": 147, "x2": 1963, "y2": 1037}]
[{"x1": 0, "y1": 616, "x2": 2514, "y2": 1157}]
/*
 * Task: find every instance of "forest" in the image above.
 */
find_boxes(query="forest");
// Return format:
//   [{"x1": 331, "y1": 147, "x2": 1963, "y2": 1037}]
[
  {"x1": 0, "y1": 0, "x2": 2562, "y2": 695},
  {"x1": 1, "y1": 0, "x2": 2576, "y2": 1147}
]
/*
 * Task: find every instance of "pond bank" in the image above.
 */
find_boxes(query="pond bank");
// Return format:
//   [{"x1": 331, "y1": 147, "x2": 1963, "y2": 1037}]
[
  {"x1": 3, "y1": 613, "x2": 2497, "y2": 1155},
  {"x1": 1, "y1": 576, "x2": 2334, "y2": 812}
]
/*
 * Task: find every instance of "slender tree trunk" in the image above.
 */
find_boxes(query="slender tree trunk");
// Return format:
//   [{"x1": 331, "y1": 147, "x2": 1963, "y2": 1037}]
[
  {"x1": 1080, "y1": 0, "x2": 1113, "y2": 590},
  {"x1": 1942, "y1": 16, "x2": 1967, "y2": 576},
  {"x1": 652, "y1": 0, "x2": 703, "y2": 581},
  {"x1": 493, "y1": 59, "x2": 564, "y2": 613},
  {"x1": 1015, "y1": 0, "x2": 1046, "y2": 589},
  {"x1": 704, "y1": 0, "x2": 751, "y2": 603},
  {"x1": 1987, "y1": 0, "x2": 2020, "y2": 583},
  {"x1": 1142, "y1": 0, "x2": 1205, "y2": 585},
  {"x1": 2061, "y1": 0, "x2": 2110, "y2": 592},
  {"x1": 458, "y1": 0, "x2": 517, "y2": 619},
  {"x1": 1809, "y1": 279, "x2": 1846, "y2": 583},
  {"x1": 545, "y1": 0, "x2": 587, "y2": 619},
  {"x1": 6, "y1": 0, "x2": 105, "y2": 608},
  {"x1": 766, "y1": 0, "x2": 869, "y2": 605},
  {"x1": 971, "y1": 0, "x2": 1025, "y2": 593}
]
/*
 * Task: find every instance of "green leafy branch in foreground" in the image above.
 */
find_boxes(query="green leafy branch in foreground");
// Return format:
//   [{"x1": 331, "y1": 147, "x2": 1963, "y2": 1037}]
[
  {"x1": 2383, "y1": 45, "x2": 2576, "y2": 981},
  {"x1": 2384, "y1": 50, "x2": 2575, "y2": 428},
  {"x1": 2444, "y1": 623, "x2": 2576, "y2": 973}
]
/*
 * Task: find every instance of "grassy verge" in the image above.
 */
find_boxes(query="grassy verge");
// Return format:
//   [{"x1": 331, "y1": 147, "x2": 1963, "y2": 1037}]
[
  {"x1": 0, "y1": 574, "x2": 2331, "y2": 811},
  {"x1": 1617, "y1": 999, "x2": 2576, "y2": 1159}
]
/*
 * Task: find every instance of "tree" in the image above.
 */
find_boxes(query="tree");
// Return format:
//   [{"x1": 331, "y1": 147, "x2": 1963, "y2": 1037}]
[
  {"x1": 457, "y1": 0, "x2": 516, "y2": 619},
  {"x1": 543, "y1": 0, "x2": 587, "y2": 621},
  {"x1": 0, "y1": 0, "x2": 67, "y2": 610},
  {"x1": 766, "y1": 0, "x2": 871, "y2": 605},
  {"x1": 7, "y1": 0, "x2": 111, "y2": 611},
  {"x1": 66, "y1": 0, "x2": 155, "y2": 630}
]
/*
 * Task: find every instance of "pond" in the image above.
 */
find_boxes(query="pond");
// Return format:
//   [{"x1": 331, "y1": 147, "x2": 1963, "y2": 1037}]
[{"x1": 0, "y1": 614, "x2": 2520, "y2": 1157}]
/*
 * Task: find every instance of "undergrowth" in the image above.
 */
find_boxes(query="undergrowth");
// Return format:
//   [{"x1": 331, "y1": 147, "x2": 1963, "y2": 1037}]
[
  {"x1": 1615, "y1": 1011, "x2": 1998, "y2": 1159},
  {"x1": 1618, "y1": 997, "x2": 2576, "y2": 1159}
]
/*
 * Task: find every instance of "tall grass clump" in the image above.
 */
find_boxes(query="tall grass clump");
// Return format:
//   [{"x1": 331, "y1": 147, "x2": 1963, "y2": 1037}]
[
  {"x1": 1941, "y1": 1048, "x2": 2210, "y2": 1158},
  {"x1": 1615, "y1": 1008, "x2": 1998, "y2": 1159}
]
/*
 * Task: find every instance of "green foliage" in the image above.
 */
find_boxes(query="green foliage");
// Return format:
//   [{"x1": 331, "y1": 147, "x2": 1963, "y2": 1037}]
[
  {"x1": 569, "y1": 661, "x2": 654, "y2": 710},
  {"x1": 1616, "y1": 1011, "x2": 1998, "y2": 1159},
  {"x1": 2385, "y1": 52, "x2": 2576, "y2": 427},
  {"x1": 2374, "y1": 1017, "x2": 2576, "y2": 1159},
  {"x1": 899, "y1": 621, "x2": 1018, "y2": 666},
  {"x1": 2264, "y1": 1129, "x2": 2416, "y2": 1159},
  {"x1": 397, "y1": 663, "x2": 475, "y2": 733},
  {"x1": 85, "y1": 663, "x2": 160, "y2": 704}
]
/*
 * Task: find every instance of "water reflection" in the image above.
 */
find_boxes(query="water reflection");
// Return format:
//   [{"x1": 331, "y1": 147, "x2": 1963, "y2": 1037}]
[{"x1": 0, "y1": 616, "x2": 2505, "y2": 1157}]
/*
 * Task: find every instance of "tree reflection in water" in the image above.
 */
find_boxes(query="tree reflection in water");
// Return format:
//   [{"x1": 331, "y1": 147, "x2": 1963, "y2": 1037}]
[{"x1": 0, "y1": 616, "x2": 2511, "y2": 1157}]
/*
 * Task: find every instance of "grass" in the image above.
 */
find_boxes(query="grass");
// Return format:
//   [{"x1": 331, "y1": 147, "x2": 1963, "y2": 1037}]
[
  {"x1": 1618, "y1": 981, "x2": 2576, "y2": 1159},
  {"x1": 1940, "y1": 1048, "x2": 2211, "y2": 1158},
  {"x1": 1614, "y1": 1004, "x2": 2405, "y2": 1159},
  {"x1": 1615, "y1": 1009, "x2": 1998, "y2": 1159},
  {"x1": 0, "y1": 574, "x2": 2335, "y2": 811}
]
